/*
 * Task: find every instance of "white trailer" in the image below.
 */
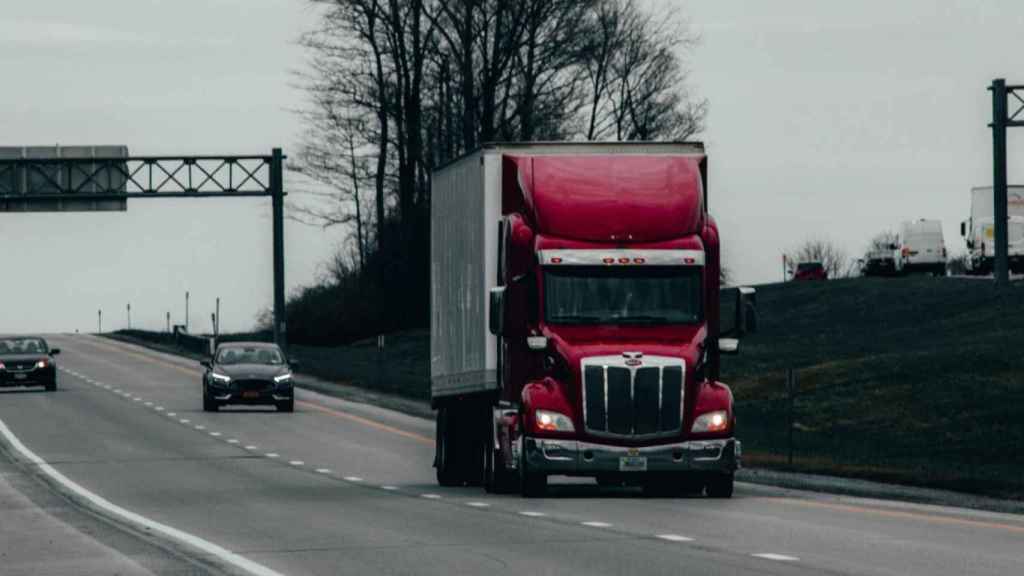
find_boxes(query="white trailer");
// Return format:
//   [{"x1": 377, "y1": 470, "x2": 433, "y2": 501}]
[{"x1": 961, "y1": 186, "x2": 1024, "y2": 275}]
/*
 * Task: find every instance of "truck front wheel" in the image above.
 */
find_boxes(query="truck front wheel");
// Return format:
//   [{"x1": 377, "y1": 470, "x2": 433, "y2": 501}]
[
  {"x1": 705, "y1": 472, "x2": 734, "y2": 498},
  {"x1": 518, "y1": 436, "x2": 547, "y2": 497}
]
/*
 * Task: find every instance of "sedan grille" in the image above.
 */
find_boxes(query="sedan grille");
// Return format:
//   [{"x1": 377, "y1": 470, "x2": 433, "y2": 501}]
[
  {"x1": 236, "y1": 379, "x2": 272, "y2": 392},
  {"x1": 582, "y1": 355, "x2": 684, "y2": 439}
]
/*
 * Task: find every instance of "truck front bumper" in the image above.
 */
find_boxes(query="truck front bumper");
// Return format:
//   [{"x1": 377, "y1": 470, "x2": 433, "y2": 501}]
[{"x1": 523, "y1": 437, "x2": 740, "y2": 476}]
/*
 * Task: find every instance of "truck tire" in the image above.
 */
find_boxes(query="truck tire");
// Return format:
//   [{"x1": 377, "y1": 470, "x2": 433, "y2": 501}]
[
  {"x1": 705, "y1": 472, "x2": 734, "y2": 498},
  {"x1": 518, "y1": 435, "x2": 546, "y2": 498},
  {"x1": 435, "y1": 408, "x2": 462, "y2": 486},
  {"x1": 484, "y1": 420, "x2": 516, "y2": 493}
]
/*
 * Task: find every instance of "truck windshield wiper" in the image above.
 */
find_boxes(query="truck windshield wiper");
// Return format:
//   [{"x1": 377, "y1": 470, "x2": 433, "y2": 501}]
[
  {"x1": 614, "y1": 315, "x2": 672, "y2": 324},
  {"x1": 547, "y1": 315, "x2": 604, "y2": 324}
]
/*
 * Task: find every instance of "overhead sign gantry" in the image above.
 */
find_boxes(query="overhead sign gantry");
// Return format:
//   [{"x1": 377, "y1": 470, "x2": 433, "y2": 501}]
[{"x1": 0, "y1": 147, "x2": 289, "y2": 349}]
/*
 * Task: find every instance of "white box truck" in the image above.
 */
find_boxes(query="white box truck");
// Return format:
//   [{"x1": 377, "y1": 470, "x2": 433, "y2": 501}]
[{"x1": 961, "y1": 186, "x2": 1024, "y2": 275}]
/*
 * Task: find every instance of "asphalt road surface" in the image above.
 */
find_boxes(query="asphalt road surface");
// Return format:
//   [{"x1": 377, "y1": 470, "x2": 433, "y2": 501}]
[{"x1": 1, "y1": 335, "x2": 1022, "y2": 576}]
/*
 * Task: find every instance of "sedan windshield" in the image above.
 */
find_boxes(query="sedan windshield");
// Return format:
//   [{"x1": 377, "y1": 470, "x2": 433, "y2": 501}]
[
  {"x1": 216, "y1": 347, "x2": 284, "y2": 365},
  {"x1": 544, "y1": 266, "x2": 702, "y2": 325},
  {"x1": 0, "y1": 337, "x2": 48, "y2": 355}
]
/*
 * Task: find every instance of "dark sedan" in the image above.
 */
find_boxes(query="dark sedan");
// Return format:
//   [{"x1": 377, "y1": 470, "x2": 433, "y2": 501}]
[
  {"x1": 201, "y1": 342, "x2": 296, "y2": 412},
  {"x1": 0, "y1": 336, "x2": 60, "y2": 391}
]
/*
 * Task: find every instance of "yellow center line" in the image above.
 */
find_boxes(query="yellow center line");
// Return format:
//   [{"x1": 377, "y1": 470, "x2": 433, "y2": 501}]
[
  {"x1": 65, "y1": 336, "x2": 434, "y2": 445},
  {"x1": 758, "y1": 497, "x2": 1024, "y2": 535}
]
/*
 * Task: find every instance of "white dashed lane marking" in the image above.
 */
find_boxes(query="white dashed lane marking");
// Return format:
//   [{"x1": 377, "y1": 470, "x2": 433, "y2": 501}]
[
  {"x1": 245, "y1": 445, "x2": 258, "y2": 451},
  {"x1": 265, "y1": 453, "x2": 280, "y2": 459},
  {"x1": 380, "y1": 486, "x2": 398, "y2": 491},
  {"x1": 343, "y1": 476, "x2": 363, "y2": 482},
  {"x1": 656, "y1": 534, "x2": 694, "y2": 543},
  {"x1": 519, "y1": 511, "x2": 546, "y2": 518},
  {"x1": 227, "y1": 439, "x2": 239, "y2": 444},
  {"x1": 289, "y1": 461, "x2": 304, "y2": 467},
  {"x1": 752, "y1": 554, "x2": 800, "y2": 562},
  {"x1": 466, "y1": 502, "x2": 490, "y2": 508},
  {"x1": 209, "y1": 432, "x2": 221, "y2": 437},
  {"x1": 315, "y1": 469, "x2": 331, "y2": 474},
  {"x1": 581, "y1": 521, "x2": 612, "y2": 528},
  {"x1": 420, "y1": 494, "x2": 441, "y2": 499}
]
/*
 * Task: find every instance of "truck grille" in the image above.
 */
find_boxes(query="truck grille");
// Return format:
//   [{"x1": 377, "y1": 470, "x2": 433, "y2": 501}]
[{"x1": 581, "y1": 356, "x2": 684, "y2": 439}]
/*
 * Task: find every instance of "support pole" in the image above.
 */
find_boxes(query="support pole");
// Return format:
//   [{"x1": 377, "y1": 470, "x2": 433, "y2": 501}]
[
  {"x1": 271, "y1": 148, "x2": 287, "y2": 351},
  {"x1": 787, "y1": 368, "x2": 795, "y2": 468},
  {"x1": 991, "y1": 79, "x2": 1010, "y2": 287}
]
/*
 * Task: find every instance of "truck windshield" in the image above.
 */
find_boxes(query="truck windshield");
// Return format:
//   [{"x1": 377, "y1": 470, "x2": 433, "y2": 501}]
[{"x1": 544, "y1": 266, "x2": 702, "y2": 325}]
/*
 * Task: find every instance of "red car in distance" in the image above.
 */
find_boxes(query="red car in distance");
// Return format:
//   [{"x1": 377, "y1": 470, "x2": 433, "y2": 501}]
[{"x1": 793, "y1": 261, "x2": 828, "y2": 281}]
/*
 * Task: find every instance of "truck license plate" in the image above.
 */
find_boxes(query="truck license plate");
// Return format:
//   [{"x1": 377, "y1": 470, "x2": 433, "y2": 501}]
[
  {"x1": 14, "y1": 374, "x2": 27, "y2": 380},
  {"x1": 619, "y1": 456, "x2": 647, "y2": 472}
]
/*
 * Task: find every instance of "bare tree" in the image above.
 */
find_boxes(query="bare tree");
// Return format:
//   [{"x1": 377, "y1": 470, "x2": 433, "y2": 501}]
[{"x1": 786, "y1": 238, "x2": 851, "y2": 279}]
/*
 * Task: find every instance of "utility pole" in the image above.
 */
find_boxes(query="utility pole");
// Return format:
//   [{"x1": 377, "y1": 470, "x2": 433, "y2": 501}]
[
  {"x1": 185, "y1": 291, "x2": 190, "y2": 333},
  {"x1": 127, "y1": 303, "x2": 131, "y2": 329},
  {"x1": 166, "y1": 311, "x2": 171, "y2": 333},
  {"x1": 990, "y1": 78, "x2": 1010, "y2": 287},
  {"x1": 98, "y1": 309, "x2": 102, "y2": 334},
  {"x1": 215, "y1": 297, "x2": 220, "y2": 337}
]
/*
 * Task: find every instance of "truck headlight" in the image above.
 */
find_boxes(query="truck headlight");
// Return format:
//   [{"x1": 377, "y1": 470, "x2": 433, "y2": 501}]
[
  {"x1": 691, "y1": 410, "x2": 729, "y2": 433},
  {"x1": 211, "y1": 372, "x2": 232, "y2": 383},
  {"x1": 36, "y1": 360, "x2": 49, "y2": 369},
  {"x1": 535, "y1": 409, "x2": 574, "y2": 432},
  {"x1": 273, "y1": 373, "x2": 293, "y2": 383}
]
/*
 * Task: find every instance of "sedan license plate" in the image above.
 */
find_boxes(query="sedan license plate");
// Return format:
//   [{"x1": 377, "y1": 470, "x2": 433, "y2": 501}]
[
  {"x1": 242, "y1": 391, "x2": 260, "y2": 399},
  {"x1": 619, "y1": 456, "x2": 647, "y2": 472},
  {"x1": 14, "y1": 373, "x2": 27, "y2": 380}
]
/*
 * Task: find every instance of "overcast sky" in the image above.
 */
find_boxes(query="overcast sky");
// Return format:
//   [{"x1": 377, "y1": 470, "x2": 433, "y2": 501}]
[{"x1": 2, "y1": 1, "x2": 1023, "y2": 334}]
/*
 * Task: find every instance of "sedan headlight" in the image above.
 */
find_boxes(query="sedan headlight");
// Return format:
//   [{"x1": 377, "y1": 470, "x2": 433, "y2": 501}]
[
  {"x1": 535, "y1": 409, "x2": 574, "y2": 432},
  {"x1": 273, "y1": 373, "x2": 293, "y2": 383},
  {"x1": 35, "y1": 360, "x2": 49, "y2": 369},
  {"x1": 211, "y1": 372, "x2": 232, "y2": 383},
  {"x1": 691, "y1": 410, "x2": 729, "y2": 433}
]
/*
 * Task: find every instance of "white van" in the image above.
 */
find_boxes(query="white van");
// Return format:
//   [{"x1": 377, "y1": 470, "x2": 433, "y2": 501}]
[
  {"x1": 961, "y1": 186, "x2": 1024, "y2": 274},
  {"x1": 900, "y1": 219, "x2": 946, "y2": 275}
]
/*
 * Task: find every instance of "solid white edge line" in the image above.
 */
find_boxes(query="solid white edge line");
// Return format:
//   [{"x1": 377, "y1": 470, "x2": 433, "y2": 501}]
[
  {"x1": 752, "y1": 553, "x2": 800, "y2": 562},
  {"x1": 0, "y1": 417, "x2": 284, "y2": 576}
]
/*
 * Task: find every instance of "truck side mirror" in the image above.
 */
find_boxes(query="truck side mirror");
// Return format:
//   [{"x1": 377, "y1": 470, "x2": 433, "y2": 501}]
[
  {"x1": 489, "y1": 287, "x2": 506, "y2": 336},
  {"x1": 735, "y1": 286, "x2": 757, "y2": 336}
]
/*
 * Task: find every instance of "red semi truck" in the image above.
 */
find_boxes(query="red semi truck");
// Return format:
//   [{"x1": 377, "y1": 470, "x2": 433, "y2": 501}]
[{"x1": 430, "y1": 142, "x2": 755, "y2": 497}]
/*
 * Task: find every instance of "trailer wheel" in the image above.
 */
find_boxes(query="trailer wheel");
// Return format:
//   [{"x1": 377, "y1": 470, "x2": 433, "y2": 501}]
[
  {"x1": 705, "y1": 472, "x2": 734, "y2": 498},
  {"x1": 435, "y1": 408, "x2": 461, "y2": 486},
  {"x1": 518, "y1": 435, "x2": 547, "y2": 498}
]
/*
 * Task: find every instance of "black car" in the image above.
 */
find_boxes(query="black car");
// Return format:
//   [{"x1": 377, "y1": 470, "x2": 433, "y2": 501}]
[
  {"x1": 0, "y1": 336, "x2": 60, "y2": 391},
  {"x1": 201, "y1": 342, "x2": 296, "y2": 412}
]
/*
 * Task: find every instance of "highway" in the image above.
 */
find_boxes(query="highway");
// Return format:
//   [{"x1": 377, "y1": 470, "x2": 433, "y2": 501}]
[{"x1": 1, "y1": 335, "x2": 1022, "y2": 576}]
